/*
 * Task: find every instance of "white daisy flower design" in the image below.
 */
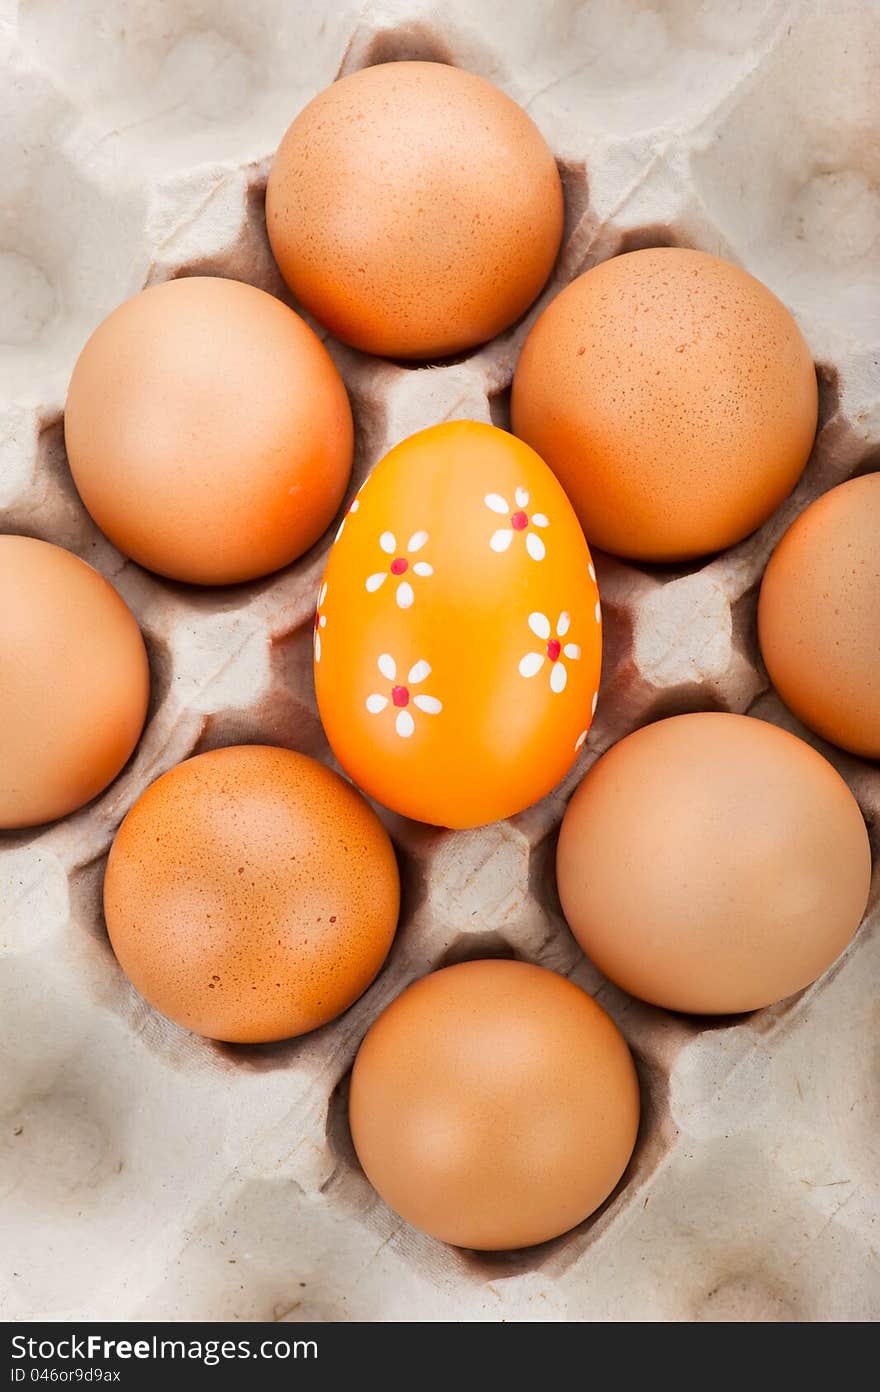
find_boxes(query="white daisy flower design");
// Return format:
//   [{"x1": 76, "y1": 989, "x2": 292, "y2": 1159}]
[
  {"x1": 365, "y1": 530, "x2": 433, "y2": 609},
  {"x1": 334, "y1": 495, "x2": 360, "y2": 542},
  {"x1": 365, "y1": 654, "x2": 443, "y2": 739},
  {"x1": 575, "y1": 693, "x2": 599, "y2": 753},
  {"x1": 484, "y1": 486, "x2": 549, "y2": 561},
  {"x1": 314, "y1": 581, "x2": 328, "y2": 662},
  {"x1": 518, "y1": 611, "x2": 581, "y2": 693}
]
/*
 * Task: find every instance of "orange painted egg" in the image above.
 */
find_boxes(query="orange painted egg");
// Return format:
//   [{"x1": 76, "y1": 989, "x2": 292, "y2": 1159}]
[{"x1": 314, "y1": 421, "x2": 601, "y2": 829}]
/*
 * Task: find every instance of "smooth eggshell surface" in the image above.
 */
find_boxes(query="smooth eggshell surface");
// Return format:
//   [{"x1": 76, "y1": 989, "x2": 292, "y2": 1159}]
[
  {"x1": 349, "y1": 959, "x2": 640, "y2": 1250},
  {"x1": 314, "y1": 421, "x2": 601, "y2": 828},
  {"x1": 511, "y1": 248, "x2": 818, "y2": 562},
  {"x1": 759, "y1": 473, "x2": 880, "y2": 759},
  {"x1": 266, "y1": 61, "x2": 563, "y2": 360},
  {"x1": 65, "y1": 277, "x2": 353, "y2": 585},
  {"x1": 557, "y1": 713, "x2": 871, "y2": 1014},
  {"x1": 0, "y1": 535, "x2": 149, "y2": 829},
  {"x1": 104, "y1": 746, "x2": 400, "y2": 1042}
]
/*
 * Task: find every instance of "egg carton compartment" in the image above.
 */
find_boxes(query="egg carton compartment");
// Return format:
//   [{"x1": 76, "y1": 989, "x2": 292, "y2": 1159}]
[{"x1": 2, "y1": 0, "x2": 879, "y2": 1322}]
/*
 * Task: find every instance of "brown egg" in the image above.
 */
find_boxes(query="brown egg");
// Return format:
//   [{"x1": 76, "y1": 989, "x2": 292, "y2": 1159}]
[
  {"x1": 511, "y1": 248, "x2": 818, "y2": 561},
  {"x1": 266, "y1": 61, "x2": 563, "y2": 360},
  {"x1": 104, "y1": 746, "x2": 400, "y2": 1042},
  {"x1": 349, "y1": 959, "x2": 639, "y2": 1250},
  {"x1": 0, "y1": 536, "x2": 149, "y2": 829},
  {"x1": 557, "y1": 713, "x2": 871, "y2": 1015},
  {"x1": 759, "y1": 474, "x2": 880, "y2": 758},
  {"x1": 65, "y1": 277, "x2": 353, "y2": 585}
]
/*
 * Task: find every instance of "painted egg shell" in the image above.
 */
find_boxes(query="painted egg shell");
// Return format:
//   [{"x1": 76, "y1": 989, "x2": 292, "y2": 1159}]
[{"x1": 314, "y1": 421, "x2": 601, "y2": 829}]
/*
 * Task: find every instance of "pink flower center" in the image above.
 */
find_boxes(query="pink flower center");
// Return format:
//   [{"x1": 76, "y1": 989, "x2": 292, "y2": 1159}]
[
  {"x1": 392, "y1": 685, "x2": 410, "y2": 708},
  {"x1": 390, "y1": 557, "x2": 408, "y2": 575},
  {"x1": 314, "y1": 611, "x2": 321, "y2": 631},
  {"x1": 547, "y1": 638, "x2": 561, "y2": 663},
  {"x1": 511, "y1": 510, "x2": 529, "y2": 531}
]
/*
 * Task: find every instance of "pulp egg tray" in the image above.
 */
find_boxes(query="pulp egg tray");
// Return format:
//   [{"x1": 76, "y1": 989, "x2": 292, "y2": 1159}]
[{"x1": 2, "y1": 0, "x2": 879, "y2": 1322}]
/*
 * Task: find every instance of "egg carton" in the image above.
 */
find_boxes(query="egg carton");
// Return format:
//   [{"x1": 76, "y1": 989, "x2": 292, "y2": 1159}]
[{"x1": 2, "y1": 0, "x2": 879, "y2": 1322}]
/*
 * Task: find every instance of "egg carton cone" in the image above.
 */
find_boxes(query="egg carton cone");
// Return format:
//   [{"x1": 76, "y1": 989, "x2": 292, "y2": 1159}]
[{"x1": 2, "y1": 0, "x2": 879, "y2": 1323}]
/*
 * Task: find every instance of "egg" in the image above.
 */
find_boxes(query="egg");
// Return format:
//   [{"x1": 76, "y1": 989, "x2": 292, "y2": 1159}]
[
  {"x1": 349, "y1": 959, "x2": 639, "y2": 1250},
  {"x1": 759, "y1": 474, "x2": 880, "y2": 758},
  {"x1": 65, "y1": 277, "x2": 353, "y2": 585},
  {"x1": 511, "y1": 248, "x2": 818, "y2": 562},
  {"x1": 0, "y1": 536, "x2": 149, "y2": 829},
  {"x1": 557, "y1": 713, "x2": 871, "y2": 1015},
  {"x1": 314, "y1": 421, "x2": 601, "y2": 828},
  {"x1": 266, "y1": 61, "x2": 563, "y2": 360},
  {"x1": 104, "y1": 746, "x2": 400, "y2": 1042}
]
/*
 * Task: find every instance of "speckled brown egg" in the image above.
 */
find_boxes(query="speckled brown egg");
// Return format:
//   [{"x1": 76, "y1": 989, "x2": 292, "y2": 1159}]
[
  {"x1": 759, "y1": 473, "x2": 880, "y2": 758},
  {"x1": 557, "y1": 713, "x2": 871, "y2": 1015},
  {"x1": 0, "y1": 535, "x2": 149, "y2": 829},
  {"x1": 103, "y1": 746, "x2": 400, "y2": 1042},
  {"x1": 265, "y1": 61, "x2": 564, "y2": 359},
  {"x1": 511, "y1": 248, "x2": 818, "y2": 561},
  {"x1": 349, "y1": 959, "x2": 640, "y2": 1250},
  {"x1": 65, "y1": 277, "x2": 353, "y2": 585}
]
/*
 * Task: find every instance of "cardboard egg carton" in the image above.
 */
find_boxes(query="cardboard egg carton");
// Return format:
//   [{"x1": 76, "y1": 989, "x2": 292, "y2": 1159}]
[{"x1": 2, "y1": 0, "x2": 878, "y2": 1321}]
